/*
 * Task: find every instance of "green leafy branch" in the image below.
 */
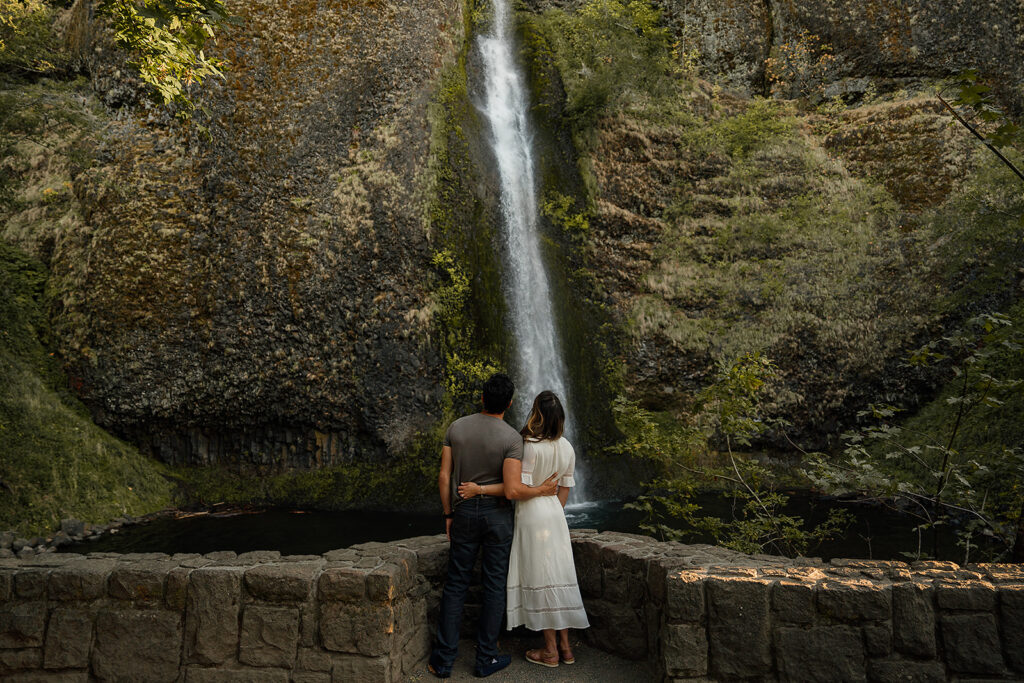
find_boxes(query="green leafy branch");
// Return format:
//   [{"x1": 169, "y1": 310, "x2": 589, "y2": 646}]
[
  {"x1": 97, "y1": 0, "x2": 231, "y2": 112},
  {"x1": 623, "y1": 353, "x2": 851, "y2": 556},
  {"x1": 808, "y1": 312, "x2": 1024, "y2": 562}
]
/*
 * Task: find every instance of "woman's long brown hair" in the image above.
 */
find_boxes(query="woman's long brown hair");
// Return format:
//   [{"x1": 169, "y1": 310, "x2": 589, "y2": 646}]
[{"x1": 520, "y1": 390, "x2": 565, "y2": 441}]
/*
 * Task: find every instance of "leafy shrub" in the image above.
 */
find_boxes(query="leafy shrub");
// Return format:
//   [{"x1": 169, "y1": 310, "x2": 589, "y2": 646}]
[{"x1": 527, "y1": 0, "x2": 676, "y2": 128}]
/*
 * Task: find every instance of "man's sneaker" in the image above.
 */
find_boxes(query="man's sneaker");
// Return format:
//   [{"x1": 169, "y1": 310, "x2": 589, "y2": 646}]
[{"x1": 474, "y1": 654, "x2": 511, "y2": 678}]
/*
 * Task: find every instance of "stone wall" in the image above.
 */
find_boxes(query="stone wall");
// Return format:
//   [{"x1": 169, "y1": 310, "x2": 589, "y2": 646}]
[
  {"x1": 568, "y1": 531, "x2": 1024, "y2": 681},
  {"x1": 1, "y1": 532, "x2": 1022, "y2": 681}
]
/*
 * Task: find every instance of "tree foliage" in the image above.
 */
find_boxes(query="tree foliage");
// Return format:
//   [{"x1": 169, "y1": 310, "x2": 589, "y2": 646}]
[
  {"x1": 1, "y1": 0, "x2": 229, "y2": 112},
  {"x1": 529, "y1": 0, "x2": 676, "y2": 128},
  {"x1": 0, "y1": 0, "x2": 62, "y2": 73},
  {"x1": 808, "y1": 312, "x2": 1024, "y2": 563},
  {"x1": 622, "y1": 353, "x2": 851, "y2": 557},
  {"x1": 97, "y1": 0, "x2": 229, "y2": 111}
]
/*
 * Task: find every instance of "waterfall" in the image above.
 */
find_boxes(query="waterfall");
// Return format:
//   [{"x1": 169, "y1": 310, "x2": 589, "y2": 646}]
[{"x1": 478, "y1": 0, "x2": 587, "y2": 501}]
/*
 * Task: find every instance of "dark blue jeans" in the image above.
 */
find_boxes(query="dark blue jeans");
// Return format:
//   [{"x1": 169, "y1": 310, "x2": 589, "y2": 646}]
[{"x1": 430, "y1": 497, "x2": 514, "y2": 670}]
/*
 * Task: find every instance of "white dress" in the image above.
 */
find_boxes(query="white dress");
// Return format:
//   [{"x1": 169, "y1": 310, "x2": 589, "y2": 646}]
[{"x1": 505, "y1": 437, "x2": 590, "y2": 631}]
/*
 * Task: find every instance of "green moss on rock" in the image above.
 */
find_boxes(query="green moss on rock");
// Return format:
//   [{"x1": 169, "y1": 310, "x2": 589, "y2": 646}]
[{"x1": 0, "y1": 243, "x2": 173, "y2": 536}]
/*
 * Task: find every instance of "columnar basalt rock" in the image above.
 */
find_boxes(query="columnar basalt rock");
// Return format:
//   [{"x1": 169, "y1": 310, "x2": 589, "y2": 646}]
[
  {"x1": 0, "y1": 533, "x2": 1021, "y2": 681},
  {"x1": 48, "y1": 0, "x2": 467, "y2": 470}
]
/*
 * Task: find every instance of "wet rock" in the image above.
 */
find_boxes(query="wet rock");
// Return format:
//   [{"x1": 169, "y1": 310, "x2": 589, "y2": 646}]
[{"x1": 60, "y1": 519, "x2": 86, "y2": 538}]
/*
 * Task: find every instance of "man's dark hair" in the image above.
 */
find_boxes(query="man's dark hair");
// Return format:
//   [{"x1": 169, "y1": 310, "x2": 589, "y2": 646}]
[{"x1": 481, "y1": 373, "x2": 515, "y2": 414}]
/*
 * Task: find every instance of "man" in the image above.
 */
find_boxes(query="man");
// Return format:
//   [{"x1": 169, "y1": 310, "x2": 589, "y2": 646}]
[{"x1": 427, "y1": 373, "x2": 559, "y2": 678}]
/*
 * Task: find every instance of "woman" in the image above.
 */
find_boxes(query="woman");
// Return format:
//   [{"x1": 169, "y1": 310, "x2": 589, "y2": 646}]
[{"x1": 462, "y1": 390, "x2": 589, "y2": 667}]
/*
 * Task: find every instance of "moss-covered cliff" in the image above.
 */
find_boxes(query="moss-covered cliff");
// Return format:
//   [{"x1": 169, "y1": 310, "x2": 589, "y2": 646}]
[
  {"x1": 517, "y1": 0, "x2": 1022, "y2": 451},
  {"x1": 17, "y1": 0, "x2": 466, "y2": 472}
]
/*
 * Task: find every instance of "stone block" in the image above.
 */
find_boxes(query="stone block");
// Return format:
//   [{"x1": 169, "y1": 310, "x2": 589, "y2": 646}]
[
  {"x1": 868, "y1": 659, "x2": 946, "y2": 682},
  {"x1": 400, "y1": 621, "x2": 431, "y2": 678},
  {"x1": 817, "y1": 580, "x2": 891, "y2": 621},
  {"x1": 911, "y1": 561, "x2": 959, "y2": 571},
  {"x1": 571, "y1": 538, "x2": 603, "y2": 598},
  {"x1": 323, "y1": 549, "x2": 359, "y2": 563},
  {"x1": 662, "y1": 623, "x2": 707, "y2": 677},
  {"x1": 185, "y1": 668, "x2": 289, "y2": 682},
  {"x1": 108, "y1": 561, "x2": 175, "y2": 601},
  {"x1": 1000, "y1": 584, "x2": 1024, "y2": 673},
  {"x1": 299, "y1": 604, "x2": 317, "y2": 647},
  {"x1": 240, "y1": 606, "x2": 300, "y2": 668},
  {"x1": 935, "y1": 581, "x2": 997, "y2": 610},
  {"x1": 165, "y1": 566, "x2": 190, "y2": 610},
  {"x1": 43, "y1": 608, "x2": 92, "y2": 669},
  {"x1": 773, "y1": 581, "x2": 815, "y2": 624},
  {"x1": 940, "y1": 613, "x2": 1004, "y2": 674},
  {"x1": 48, "y1": 561, "x2": 115, "y2": 601},
  {"x1": 978, "y1": 563, "x2": 1024, "y2": 583},
  {"x1": 318, "y1": 567, "x2": 369, "y2": 602},
  {"x1": 3, "y1": 673, "x2": 88, "y2": 682},
  {"x1": 245, "y1": 563, "x2": 318, "y2": 602},
  {"x1": 320, "y1": 602, "x2": 394, "y2": 656},
  {"x1": 237, "y1": 551, "x2": 281, "y2": 563},
  {"x1": 14, "y1": 570, "x2": 48, "y2": 599},
  {"x1": 185, "y1": 566, "x2": 244, "y2": 665},
  {"x1": 775, "y1": 625, "x2": 866, "y2": 683},
  {"x1": 204, "y1": 551, "x2": 237, "y2": 562},
  {"x1": 296, "y1": 647, "x2": 332, "y2": 672},
  {"x1": 601, "y1": 547, "x2": 648, "y2": 607},
  {"x1": 92, "y1": 610, "x2": 182, "y2": 682},
  {"x1": 863, "y1": 621, "x2": 893, "y2": 657},
  {"x1": 893, "y1": 582, "x2": 935, "y2": 658},
  {"x1": 331, "y1": 654, "x2": 390, "y2": 682},
  {"x1": 408, "y1": 543, "x2": 447, "y2": 580},
  {"x1": 0, "y1": 648, "x2": 41, "y2": 672},
  {"x1": 367, "y1": 563, "x2": 406, "y2": 602},
  {"x1": 378, "y1": 547, "x2": 417, "y2": 583},
  {"x1": 706, "y1": 577, "x2": 771, "y2": 679},
  {"x1": 665, "y1": 571, "x2": 704, "y2": 622},
  {"x1": 0, "y1": 602, "x2": 46, "y2": 648},
  {"x1": 0, "y1": 570, "x2": 13, "y2": 600},
  {"x1": 290, "y1": 674, "x2": 330, "y2": 683},
  {"x1": 646, "y1": 557, "x2": 687, "y2": 605},
  {"x1": 582, "y1": 599, "x2": 646, "y2": 660}
]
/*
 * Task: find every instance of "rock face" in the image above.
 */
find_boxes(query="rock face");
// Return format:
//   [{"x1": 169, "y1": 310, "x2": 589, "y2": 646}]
[
  {"x1": 54, "y1": 0, "x2": 464, "y2": 468},
  {"x1": 659, "y1": 0, "x2": 1024, "y2": 98}
]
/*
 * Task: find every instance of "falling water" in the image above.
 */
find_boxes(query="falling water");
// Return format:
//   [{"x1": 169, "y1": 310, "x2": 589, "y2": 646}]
[{"x1": 478, "y1": 0, "x2": 587, "y2": 501}]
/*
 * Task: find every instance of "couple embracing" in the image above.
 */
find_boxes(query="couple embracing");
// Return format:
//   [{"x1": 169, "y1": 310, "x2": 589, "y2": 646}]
[{"x1": 427, "y1": 373, "x2": 590, "y2": 678}]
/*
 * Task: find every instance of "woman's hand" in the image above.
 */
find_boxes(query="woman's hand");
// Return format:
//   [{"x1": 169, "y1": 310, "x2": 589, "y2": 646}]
[{"x1": 457, "y1": 481, "x2": 483, "y2": 499}]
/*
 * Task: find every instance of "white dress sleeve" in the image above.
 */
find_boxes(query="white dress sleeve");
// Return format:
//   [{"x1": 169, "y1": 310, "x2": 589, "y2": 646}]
[
  {"x1": 520, "y1": 440, "x2": 536, "y2": 486},
  {"x1": 558, "y1": 438, "x2": 576, "y2": 488}
]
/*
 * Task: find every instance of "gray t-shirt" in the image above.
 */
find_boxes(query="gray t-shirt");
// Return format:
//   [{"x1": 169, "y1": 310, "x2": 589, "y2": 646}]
[{"x1": 444, "y1": 413, "x2": 523, "y2": 507}]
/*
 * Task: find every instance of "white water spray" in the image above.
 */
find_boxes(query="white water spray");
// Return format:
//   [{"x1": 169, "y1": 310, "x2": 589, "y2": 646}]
[{"x1": 478, "y1": 0, "x2": 586, "y2": 501}]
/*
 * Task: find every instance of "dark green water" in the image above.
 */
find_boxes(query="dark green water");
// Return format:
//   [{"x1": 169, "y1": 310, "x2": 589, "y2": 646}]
[{"x1": 61, "y1": 493, "x2": 984, "y2": 562}]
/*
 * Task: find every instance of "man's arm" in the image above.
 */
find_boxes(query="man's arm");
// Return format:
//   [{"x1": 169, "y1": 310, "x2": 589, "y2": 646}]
[
  {"x1": 438, "y1": 445, "x2": 454, "y2": 539},
  {"x1": 502, "y1": 458, "x2": 558, "y2": 500},
  {"x1": 457, "y1": 481, "x2": 505, "y2": 498}
]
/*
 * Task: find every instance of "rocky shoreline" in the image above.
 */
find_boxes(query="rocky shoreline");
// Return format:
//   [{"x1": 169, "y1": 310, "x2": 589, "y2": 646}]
[{"x1": 0, "y1": 513, "x2": 168, "y2": 559}]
